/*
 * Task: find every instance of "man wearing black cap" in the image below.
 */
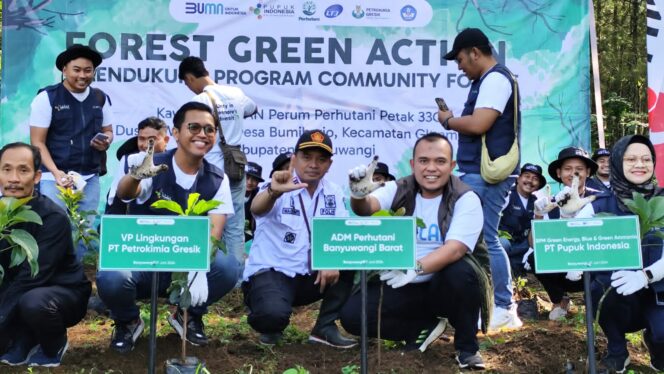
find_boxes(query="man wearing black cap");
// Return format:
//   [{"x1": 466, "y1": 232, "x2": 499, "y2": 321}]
[
  {"x1": 242, "y1": 129, "x2": 356, "y2": 348},
  {"x1": 437, "y1": 28, "x2": 522, "y2": 330},
  {"x1": 498, "y1": 163, "x2": 546, "y2": 276},
  {"x1": 528, "y1": 147, "x2": 600, "y2": 320},
  {"x1": 372, "y1": 162, "x2": 396, "y2": 183},
  {"x1": 29, "y1": 44, "x2": 113, "y2": 260},
  {"x1": 179, "y1": 56, "x2": 258, "y2": 265},
  {"x1": 586, "y1": 148, "x2": 611, "y2": 192},
  {"x1": 244, "y1": 161, "x2": 264, "y2": 241}
]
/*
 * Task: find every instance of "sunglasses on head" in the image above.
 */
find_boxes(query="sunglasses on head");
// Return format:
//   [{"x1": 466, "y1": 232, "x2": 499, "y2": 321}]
[{"x1": 186, "y1": 122, "x2": 216, "y2": 135}]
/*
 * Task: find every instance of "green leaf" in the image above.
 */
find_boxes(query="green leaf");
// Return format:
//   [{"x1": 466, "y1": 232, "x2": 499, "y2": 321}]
[
  {"x1": 371, "y1": 209, "x2": 392, "y2": 217},
  {"x1": 179, "y1": 289, "x2": 192, "y2": 310},
  {"x1": 498, "y1": 230, "x2": 513, "y2": 240},
  {"x1": 647, "y1": 196, "x2": 664, "y2": 222},
  {"x1": 9, "y1": 246, "x2": 26, "y2": 268},
  {"x1": 211, "y1": 236, "x2": 226, "y2": 255},
  {"x1": 10, "y1": 209, "x2": 43, "y2": 225},
  {"x1": 184, "y1": 193, "x2": 201, "y2": 216},
  {"x1": 9, "y1": 228, "x2": 40, "y2": 263},
  {"x1": 393, "y1": 207, "x2": 406, "y2": 216},
  {"x1": 594, "y1": 212, "x2": 616, "y2": 217},
  {"x1": 654, "y1": 231, "x2": 664, "y2": 240},
  {"x1": 150, "y1": 200, "x2": 185, "y2": 215},
  {"x1": 192, "y1": 199, "x2": 222, "y2": 216},
  {"x1": 415, "y1": 217, "x2": 426, "y2": 229},
  {"x1": 169, "y1": 288, "x2": 181, "y2": 305}
]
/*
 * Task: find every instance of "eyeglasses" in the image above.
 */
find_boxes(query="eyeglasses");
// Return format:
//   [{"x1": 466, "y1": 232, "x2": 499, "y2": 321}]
[
  {"x1": 623, "y1": 156, "x2": 654, "y2": 166},
  {"x1": 187, "y1": 123, "x2": 216, "y2": 135}
]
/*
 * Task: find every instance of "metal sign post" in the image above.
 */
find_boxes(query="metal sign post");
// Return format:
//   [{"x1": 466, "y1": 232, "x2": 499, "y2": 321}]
[
  {"x1": 312, "y1": 217, "x2": 416, "y2": 374},
  {"x1": 99, "y1": 216, "x2": 211, "y2": 374},
  {"x1": 532, "y1": 216, "x2": 642, "y2": 374}
]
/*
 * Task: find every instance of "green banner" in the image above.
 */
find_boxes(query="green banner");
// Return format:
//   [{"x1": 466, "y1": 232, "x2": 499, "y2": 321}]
[
  {"x1": 312, "y1": 217, "x2": 416, "y2": 270},
  {"x1": 532, "y1": 216, "x2": 642, "y2": 273},
  {"x1": 99, "y1": 215, "x2": 210, "y2": 271}
]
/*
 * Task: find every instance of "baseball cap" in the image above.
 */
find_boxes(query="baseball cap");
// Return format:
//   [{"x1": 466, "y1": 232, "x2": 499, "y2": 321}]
[
  {"x1": 295, "y1": 130, "x2": 333, "y2": 155},
  {"x1": 444, "y1": 28, "x2": 490, "y2": 60}
]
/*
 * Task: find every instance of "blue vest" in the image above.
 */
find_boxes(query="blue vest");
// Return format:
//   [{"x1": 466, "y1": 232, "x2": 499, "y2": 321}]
[
  {"x1": 585, "y1": 176, "x2": 611, "y2": 193},
  {"x1": 457, "y1": 64, "x2": 520, "y2": 174},
  {"x1": 40, "y1": 83, "x2": 108, "y2": 174},
  {"x1": 591, "y1": 192, "x2": 664, "y2": 293},
  {"x1": 499, "y1": 186, "x2": 535, "y2": 242},
  {"x1": 128, "y1": 149, "x2": 224, "y2": 215}
]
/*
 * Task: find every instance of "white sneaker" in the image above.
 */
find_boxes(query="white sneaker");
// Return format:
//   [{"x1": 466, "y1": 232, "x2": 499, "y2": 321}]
[{"x1": 488, "y1": 305, "x2": 523, "y2": 331}]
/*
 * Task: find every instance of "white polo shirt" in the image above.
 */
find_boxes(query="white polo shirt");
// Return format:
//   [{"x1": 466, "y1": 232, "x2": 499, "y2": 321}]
[{"x1": 243, "y1": 174, "x2": 348, "y2": 280}]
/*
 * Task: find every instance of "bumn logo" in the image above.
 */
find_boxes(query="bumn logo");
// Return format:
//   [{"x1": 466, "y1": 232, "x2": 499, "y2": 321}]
[
  {"x1": 185, "y1": 2, "x2": 224, "y2": 15},
  {"x1": 324, "y1": 4, "x2": 343, "y2": 18}
]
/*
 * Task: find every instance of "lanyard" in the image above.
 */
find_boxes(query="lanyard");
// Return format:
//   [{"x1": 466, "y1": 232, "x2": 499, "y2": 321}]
[{"x1": 298, "y1": 192, "x2": 320, "y2": 272}]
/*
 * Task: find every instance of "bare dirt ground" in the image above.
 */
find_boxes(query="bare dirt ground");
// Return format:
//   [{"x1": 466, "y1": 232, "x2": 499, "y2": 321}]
[{"x1": 3, "y1": 273, "x2": 659, "y2": 374}]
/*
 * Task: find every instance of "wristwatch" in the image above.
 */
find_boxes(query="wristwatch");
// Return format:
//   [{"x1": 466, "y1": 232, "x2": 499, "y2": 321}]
[
  {"x1": 415, "y1": 260, "x2": 425, "y2": 275},
  {"x1": 644, "y1": 268, "x2": 654, "y2": 283}
]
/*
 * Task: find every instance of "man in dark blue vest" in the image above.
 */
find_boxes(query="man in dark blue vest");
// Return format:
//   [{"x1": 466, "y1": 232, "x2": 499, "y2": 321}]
[
  {"x1": 437, "y1": 28, "x2": 522, "y2": 330},
  {"x1": 498, "y1": 163, "x2": 546, "y2": 277},
  {"x1": 95, "y1": 102, "x2": 240, "y2": 353},
  {"x1": 29, "y1": 44, "x2": 114, "y2": 261}
]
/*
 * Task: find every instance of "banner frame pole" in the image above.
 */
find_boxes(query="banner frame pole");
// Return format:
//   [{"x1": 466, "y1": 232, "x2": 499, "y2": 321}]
[
  {"x1": 360, "y1": 270, "x2": 368, "y2": 374},
  {"x1": 589, "y1": 0, "x2": 606, "y2": 149},
  {"x1": 148, "y1": 272, "x2": 158, "y2": 374},
  {"x1": 583, "y1": 271, "x2": 597, "y2": 374}
]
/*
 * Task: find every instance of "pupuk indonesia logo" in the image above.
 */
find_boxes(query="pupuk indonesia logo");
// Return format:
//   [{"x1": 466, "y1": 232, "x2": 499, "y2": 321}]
[
  {"x1": 352, "y1": 5, "x2": 365, "y2": 19},
  {"x1": 324, "y1": 4, "x2": 343, "y2": 18},
  {"x1": 249, "y1": 2, "x2": 263, "y2": 19},
  {"x1": 302, "y1": 1, "x2": 316, "y2": 16},
  {"x1": 400, "y1": 5, "x2": 416, "y2": 21}
]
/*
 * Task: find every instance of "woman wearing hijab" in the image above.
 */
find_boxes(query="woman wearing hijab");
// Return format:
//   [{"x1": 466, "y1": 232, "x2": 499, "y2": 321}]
[{"x1": 590, "y1": 134, "x2": 664, "y2": 373}]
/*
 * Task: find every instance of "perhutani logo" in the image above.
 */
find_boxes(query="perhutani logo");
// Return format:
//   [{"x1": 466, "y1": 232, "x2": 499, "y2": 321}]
[
  {"x1": 324, "y1": 4, "x2": 343, "y2": 18},
  {"x1": 249, "y1": 2, "x2": 264, "y2": 19},
  {"x1": 400, "y1": 5, "x2": 416, "y2": 21},
  {"x1": 352, "y1": 5, "x2": 365, "y2": 19},
  {"x1": 185, "y1": 2, "x2": 224, "y2": 15},
  {"x1": 302, "y1": 1, "x2": 316, "y2": 16}
]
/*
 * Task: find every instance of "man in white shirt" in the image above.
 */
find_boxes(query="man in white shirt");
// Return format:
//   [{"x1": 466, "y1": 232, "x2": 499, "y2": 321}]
[
  {"x1": 242, "y1": 130, "x2": 356, "y2": 348},
  {"x1": 29, "y1": 44, "x2": 114, "y2": 260},
  {"x1": 437, "y1": 28, "x2": 522, "y2": 330},
  {"x1": 344, "y1": 133, "x2": 488, "y2": 370},
  {"x1": 96, "y1": 102, "x2": 240, "y2": 353},
  {"x1": 179, "y1": 56, "x2": 258, "y2": 265}
]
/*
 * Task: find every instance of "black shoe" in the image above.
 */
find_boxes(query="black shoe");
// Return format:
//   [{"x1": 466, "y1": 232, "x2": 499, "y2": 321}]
[
  {"x1": 167, "y1": 309, "x2": 208, "y2": 346},
  {"x1": 456, "y1": 351, "x2": 486, "y2": 370},
  {"x1": 404, "y1": 318, "x2": 448, "y2": 353},
  {"x1": 598, "y1": 353, "x2": 630, "y2": 373},
  {"x1": 309, "y1": 324, "x2": 357, "y2": 349},
  {"x1": 259, "y1": 332, "x2": 283, "y2": 346},
  {"x1": 644, "y1": 329, "x2": 664, "y2": 371},
  {"x1": 110, "y1": 318, "x2": 144, "y2": 353}
]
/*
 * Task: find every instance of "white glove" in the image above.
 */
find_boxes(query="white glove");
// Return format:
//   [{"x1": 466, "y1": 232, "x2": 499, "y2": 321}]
[
  {"x1": 348, "y1": 156, "x2": 384, "y2": 199},
  {"x1": 611, "y1": 270, "x2": 648, "y2": 296},
  {"x1": 67, "y1": 171, "x2": 87, "y2": 192},
  {"x1": 534, "y1": 196, "x2": 555, "y2": 216},
  {"x1": 565, "y1": 271, "x2": 583, "y2": 281},
  {"x1": 646, "y1": 258, "x2": 664, "y2": 283},
  {"x1": 554, "y1": 186, "x2": 573, "y2": 204},
  {"x1": 185, "y1": 271, "x2": 209, "y2": 307},
  {"x1": 522, "y1": 247, "x2": 534, "y2": 271},
  {"x1": 379, "y1": 269, "x2": 418, "y2": 288}
]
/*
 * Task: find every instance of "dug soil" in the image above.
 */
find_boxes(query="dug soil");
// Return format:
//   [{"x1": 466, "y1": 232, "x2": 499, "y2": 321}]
[{"x1": 3, "y1": 273, "x2": 659, "y2": 373}]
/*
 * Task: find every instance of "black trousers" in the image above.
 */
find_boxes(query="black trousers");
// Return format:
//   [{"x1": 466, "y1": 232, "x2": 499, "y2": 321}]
[
  {"x1": 1, "y1": 283, "x2": 90, "y2": 356},
  {"x1": 529, "y1": 256, "x2": 583, "y2": 304},
  {"x1": 242, "y1": 269, "x2": 353, "y2": 334},
  {"x1": 339, "y1": 258, "x2": 481, "y2": 353}
]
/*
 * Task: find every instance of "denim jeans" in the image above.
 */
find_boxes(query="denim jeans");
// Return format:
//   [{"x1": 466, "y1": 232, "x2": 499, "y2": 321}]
[
  {"x1": 39, "y1": 175, "x2": 100, "y2": 261},
  {"x1": 96, "y1": 251, "x2": 240, "y2": 322},
  {"x1": 499, "y1": 237, "x2": 529, "y2": 277},
  {"x1": 225, "y1": 175, "x2": 246, "y2": 265},
  {"x1": 460, "y1": 173, "x2": 514, "y2": 309}
]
